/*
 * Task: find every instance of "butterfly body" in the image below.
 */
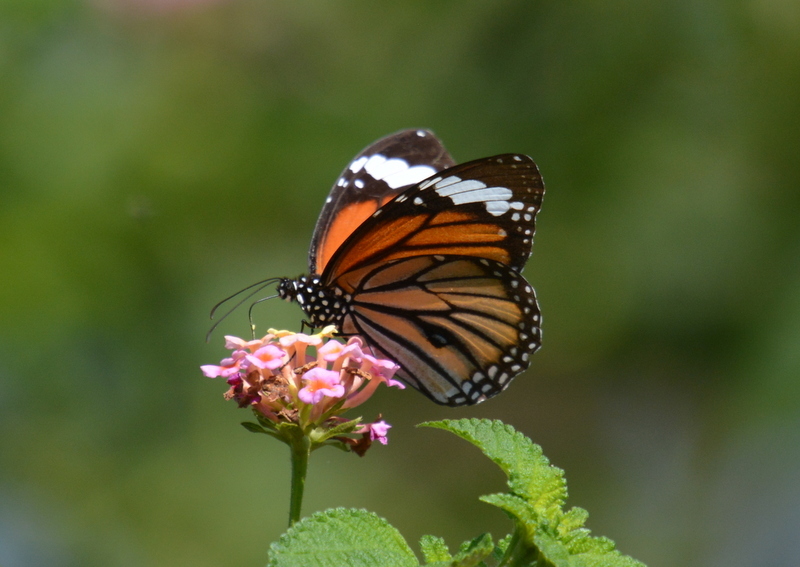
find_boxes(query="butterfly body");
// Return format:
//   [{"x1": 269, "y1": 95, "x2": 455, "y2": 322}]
[{"x1": 277, "y1": 129, "x2": 544, "y2": 406}]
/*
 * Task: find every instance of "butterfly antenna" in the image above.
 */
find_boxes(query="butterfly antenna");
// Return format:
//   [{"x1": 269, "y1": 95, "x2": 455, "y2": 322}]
[
  {"x1": 247, "y1": 292, "x2": 280, "y2": 339},
  {"x1": 206, "y1": 277, "x2": 282, "y2": 342}
]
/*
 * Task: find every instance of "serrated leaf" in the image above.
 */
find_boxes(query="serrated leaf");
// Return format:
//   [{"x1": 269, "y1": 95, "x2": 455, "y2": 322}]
[
  {"x1": 558, "y1": 507, "x2": 589, "y2": 534},
  {"x1": 421, "y1": 419, "x2": 648, "y2": 567},
  {"x1": 267, "y1": 508, "x2": 417, "y2": 567},
  {"x1": 479, "y1": 493, "x2": 536, "y2": 527},
  {"x1": 420, "y1": 534, "x2": 451, "y2": 563},
  {"x1": 451, "y1": 532, "x2": 494, "y2": 566},
  {"x1": 421, "y1": 419, "x2": 567, "y2": 522}
]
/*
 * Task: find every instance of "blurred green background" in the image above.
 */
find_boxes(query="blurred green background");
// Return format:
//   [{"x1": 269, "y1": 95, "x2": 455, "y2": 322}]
[{"x1": 2, "y1": 0, "x2": 799, "y2": 565}]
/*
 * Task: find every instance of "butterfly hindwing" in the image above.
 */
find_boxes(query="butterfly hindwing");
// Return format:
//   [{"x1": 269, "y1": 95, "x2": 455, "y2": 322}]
[
  {"x1": 337, "y1": 255, "x2": 541, "y2": 405},
  {"x1": 321, "y1": 153, "x2": 544, "y2": 285},
  {"x1": 309, "y1": 129, "x2": 456, "y2": 275}
]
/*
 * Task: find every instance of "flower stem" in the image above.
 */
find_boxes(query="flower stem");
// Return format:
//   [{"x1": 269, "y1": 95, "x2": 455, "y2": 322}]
[
  {"x1": 498, "y1": 523, "x2": 540, "y2": 566},
  {"x1": 288, "y1": 432, "x2": 311, "y2": 526}
]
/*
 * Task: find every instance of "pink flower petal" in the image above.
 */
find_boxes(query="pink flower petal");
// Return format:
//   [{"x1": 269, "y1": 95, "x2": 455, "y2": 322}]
[
  {"x1": 298, "y1": 368, "x2": 345, "y2": 405},
  {"x1": 367, "y1": 420, "x2": 391, "y2": 444},
  {"x1": 242, "y1": 344, "x2": 286, "y2": 370}
]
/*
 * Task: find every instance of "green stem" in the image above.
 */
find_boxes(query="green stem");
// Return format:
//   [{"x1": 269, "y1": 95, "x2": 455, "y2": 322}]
[
  {"x1": 288, "y1": 432, "x2": 311, "y2": 526},
  {"x1": 498, "y1": 523, "x2": 540, "y2": 566}
]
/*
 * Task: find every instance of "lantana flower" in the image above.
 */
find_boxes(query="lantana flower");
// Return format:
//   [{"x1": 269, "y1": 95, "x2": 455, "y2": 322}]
[{"x1": 201, "y1": 327, "x2": 404, "y2": 455}]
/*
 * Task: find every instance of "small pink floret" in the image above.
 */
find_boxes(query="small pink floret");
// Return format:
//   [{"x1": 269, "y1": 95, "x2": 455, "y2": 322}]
[
  {"x1": 200, "y1": 356, "x2": 243, "y2": 378},
  {"x1": 363, "y1": 354, "x2": 400, "y2": 379},
  {"x1": 244, "y1": 344, "x2": 285, "y2": 370},
  {"x1": 367, "y1": 420, "x2": 391, "y2": 444},
  {"x1": 224, "y1": 336, "x2": 264, "y2": 351},
  {"x1": 298, "y1": 368, "x2": 345, "y2": 405}
]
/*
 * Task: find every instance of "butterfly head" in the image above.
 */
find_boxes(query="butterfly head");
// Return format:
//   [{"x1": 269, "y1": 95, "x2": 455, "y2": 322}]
[{"x1": 277, "y1": 275, "x2": 348, "y2": 329}]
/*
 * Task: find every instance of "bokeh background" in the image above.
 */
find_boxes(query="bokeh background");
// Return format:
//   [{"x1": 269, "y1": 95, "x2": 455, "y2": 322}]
[{"x1": 2, "y1": 1, "x2": 799, "y2": 565}]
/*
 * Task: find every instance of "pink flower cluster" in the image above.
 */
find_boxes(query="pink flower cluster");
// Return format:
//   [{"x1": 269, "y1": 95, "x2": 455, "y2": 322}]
[{"x1": 201, "y1": 327, "x2": 404, "y2": 452}]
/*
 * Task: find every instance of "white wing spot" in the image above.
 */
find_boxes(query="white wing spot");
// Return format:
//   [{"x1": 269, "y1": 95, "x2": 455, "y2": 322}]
[
  {"x1": 434, "y1": 178, "x2": 513, "y2": 217},
  {"x1": 355, "y1": 179, "x2": 365, "y2": 189},
  {"x1": 486, "y1": 201, "x2": 510, "y2": 216},
  {"x1": 365, "y1": 154, "x2": 401, "y2": 179},
  {"x1": 349, "y1": 156, "x2": 368, "y2": 173},
  {"x1": 384, "y1": 165, "x2": 436, "y2": 189},
  {"x1": 433, "y1": 175, "x2": 462, "y2": 189},
  {"x1": 420, "y1": 176, "x2": 442, "y2": 190},
  {"x1": 413, "y1": 197, "x2": 423, "y2": 205},
  {"x1": 435, "y1": 178, "x2": 486, "y2": 195},
  {"x1": 416, "y1": 130, "x2": 427, "y2": 137}
]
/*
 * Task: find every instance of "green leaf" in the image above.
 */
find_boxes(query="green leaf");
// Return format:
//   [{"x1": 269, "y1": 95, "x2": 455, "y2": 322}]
[
  {"x1": 310, "y1": 417, "x2": 362, "y2": 445},
  {"x1": 479, "y1": 493, "x2": 536, "y2": 526},
  {"x1": 241, "y1": 421, "x2": 283, "y2": 442},
  {"x1": 241, "y1": 421, "x2": 267, "y2": 434},
  {"x1": 267, "y1": 508, "x2": 418, "y2": 567},
  {"x1": 450, "y1": 532, "x2": 494, "y2": 566},
  {"x1": 421, "y1": 419, "x2": 647, "y2": 567},
  {"x1": 420, "y1": 535, "x2": 451, "y2": 563},
  {"x1": 420, "y1": 419, "x2": 566, "y2": 523}
]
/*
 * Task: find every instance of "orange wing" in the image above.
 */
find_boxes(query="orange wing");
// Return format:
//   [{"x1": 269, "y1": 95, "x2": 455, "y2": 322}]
[
  {"x1": 322, "y1": 154, "x2": 544, "y2": 284},
  {"x1": 309, "y1": 129, "x2": 455, "y2": 274},
  {"x1": 338, "y1": 255, "x2": 541, "y2": 405}
]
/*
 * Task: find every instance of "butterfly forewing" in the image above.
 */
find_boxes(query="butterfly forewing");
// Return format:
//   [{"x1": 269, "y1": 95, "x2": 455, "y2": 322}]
[
  {"x1": 320, "y1": 154, "x2": 544, "y2": 285},
  {"x1": 337, "y1": 255, "x2": 541, "y2": 405},
  {"x1": 309, "y1": 129, "x2": 456, "y2": 275}
]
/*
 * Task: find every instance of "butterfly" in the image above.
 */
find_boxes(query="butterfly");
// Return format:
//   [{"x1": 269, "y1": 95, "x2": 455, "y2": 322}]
[{"x1": 276, "y1": 129, "x2": 544, "y2": 406}]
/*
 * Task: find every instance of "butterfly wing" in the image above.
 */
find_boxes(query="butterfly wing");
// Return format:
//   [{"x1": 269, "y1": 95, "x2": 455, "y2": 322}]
[
  {"x1": 322, "y1": 153, "x2": 545, "y2": 405},
  {"x1": 337, "y1": 255, "x2": 541, "y2": 405},
  {"x1": 322, "y1": 154, "x2": 544, "y2": 281},
  {"x1": 309, "y1": 129, "x2": 455, "y2": 275}
]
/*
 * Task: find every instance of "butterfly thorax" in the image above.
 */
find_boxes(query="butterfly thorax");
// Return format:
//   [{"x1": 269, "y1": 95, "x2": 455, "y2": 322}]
[{"x1": 277, "y1": 276, "x2": 349, "y2": 328}]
